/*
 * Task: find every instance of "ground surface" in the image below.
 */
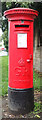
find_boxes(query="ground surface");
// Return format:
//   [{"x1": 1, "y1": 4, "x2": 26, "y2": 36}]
[{"x1": 2, "y1": 90, "x2": 42, "y2": 119}]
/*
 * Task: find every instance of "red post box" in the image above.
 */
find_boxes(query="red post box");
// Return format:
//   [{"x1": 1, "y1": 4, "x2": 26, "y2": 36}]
[{"x1": 4, "y1": 8, "x2": 38, "y2": 113}]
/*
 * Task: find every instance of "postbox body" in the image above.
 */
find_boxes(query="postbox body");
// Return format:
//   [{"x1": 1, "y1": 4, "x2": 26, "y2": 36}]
[
  {"x1": 4, "y1": 8, "x2": 38, "y2": 113},
  {"x1": 9, "y1": 20, "x2": 33, "y2": 89}
]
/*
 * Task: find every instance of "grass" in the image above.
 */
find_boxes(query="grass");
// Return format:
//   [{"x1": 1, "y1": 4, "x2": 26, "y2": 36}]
[
  {"x1": 33, "y1": 70, "x2": 40, "y2": 90},
  {"x1": 2, "y1": 56, "x2": 8, "y2": 96},
  {"x1": 34, "y1": 102, "x2": 41, "y2": 112},
  {"x1": 0, "y1": 56, "x2": 40, "y2": 96}
]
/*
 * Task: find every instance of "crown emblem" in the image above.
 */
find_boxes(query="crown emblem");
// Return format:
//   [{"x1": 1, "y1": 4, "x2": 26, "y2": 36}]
[{"x1": 18, "y1": 58, "x2": 25, "y2": 66}]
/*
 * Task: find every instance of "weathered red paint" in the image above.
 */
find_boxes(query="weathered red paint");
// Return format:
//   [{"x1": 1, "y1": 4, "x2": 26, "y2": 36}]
[{"x1": 4, "y1": 8, "x2": 38, "y2": 89}]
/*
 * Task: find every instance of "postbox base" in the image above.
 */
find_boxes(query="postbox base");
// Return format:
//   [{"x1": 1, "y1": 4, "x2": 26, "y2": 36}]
[{"x1": 8, "y1": 87, "x2": 34, "y2": 114}]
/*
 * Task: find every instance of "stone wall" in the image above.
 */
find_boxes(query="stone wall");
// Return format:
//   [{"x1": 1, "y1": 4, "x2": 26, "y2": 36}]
[
  {"x1": 33, "y1": 19, "x2": 41, "y2": 72},
  {"x1": 40, "y1": 47, "x2": 42, "y2": 72},
  {"x1": 33, "y1": 47, "x2": 40, "y2": 72}
]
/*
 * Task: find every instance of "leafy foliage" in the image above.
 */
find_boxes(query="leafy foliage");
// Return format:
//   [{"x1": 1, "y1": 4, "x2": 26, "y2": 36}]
[
  {"x1": 1, "y1": 30, "x2": 8, "y2": 51},
  {"x1": 2, "y1": 2, "x2": 42, "y2": 32}
]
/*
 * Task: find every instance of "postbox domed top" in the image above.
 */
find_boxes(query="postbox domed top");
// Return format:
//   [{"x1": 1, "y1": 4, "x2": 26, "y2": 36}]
[{"x1": 4, "y1": 8, "x2": 38, "y2": 21}]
